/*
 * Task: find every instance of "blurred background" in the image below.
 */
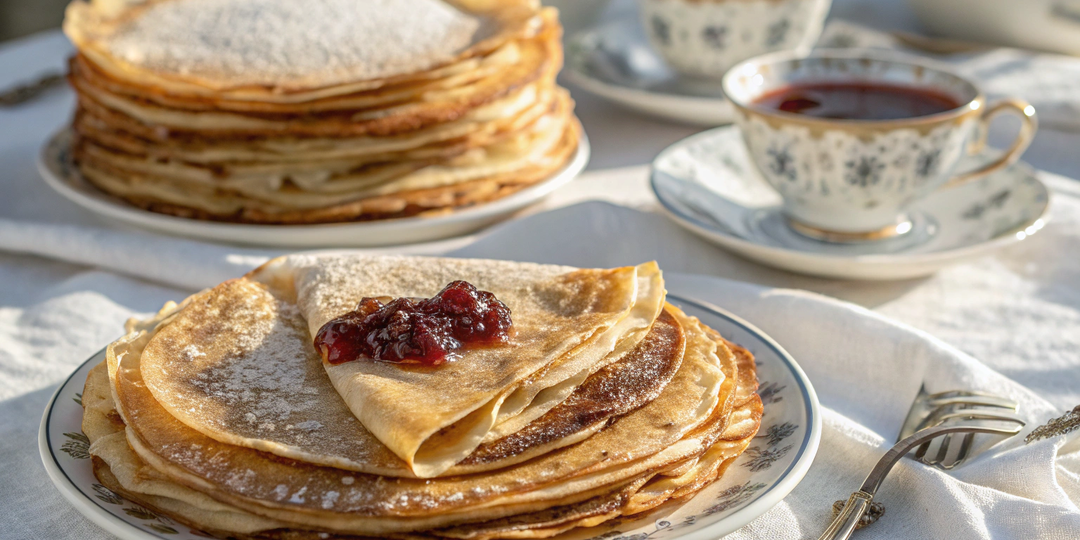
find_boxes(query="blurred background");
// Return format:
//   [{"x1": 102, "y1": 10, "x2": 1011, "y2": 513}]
[
  {"x1": 6, "y1": 0, "x2": 1080, "y2": 53},
  {"x1": 3, "y1": 0, "x2": 1078, "y2": 179},
  {"x1": 0, "y1": 0, "x2": 69, "y2": 42},
  {"x1": 0, "y1": 0, "x2": 942, "y2": 44}
]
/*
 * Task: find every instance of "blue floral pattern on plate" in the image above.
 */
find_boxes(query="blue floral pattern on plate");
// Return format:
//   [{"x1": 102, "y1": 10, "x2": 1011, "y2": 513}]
[{"x1": 40, "y1": 290, "x2": 820, "y2": 540}]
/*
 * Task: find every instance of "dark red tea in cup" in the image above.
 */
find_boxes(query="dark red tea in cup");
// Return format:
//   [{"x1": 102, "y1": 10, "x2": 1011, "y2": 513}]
[{"x1": 753, "y1": 82, "x2": 961, "y2": 120}]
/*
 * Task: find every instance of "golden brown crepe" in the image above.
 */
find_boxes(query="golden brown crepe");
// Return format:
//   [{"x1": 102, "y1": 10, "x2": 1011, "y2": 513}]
[
  {"x1": 135, "y1": 257, "x2": 665, "y2": 477},
  {"x1": 64, "y1": 0, "x2": 543, "y2": 98},
  {"x1": 81, "y1": 255, "x2": 763, "y2": 539},
  {"x1": 60, "y1": 0, "x2": 581, "y2": 224}
]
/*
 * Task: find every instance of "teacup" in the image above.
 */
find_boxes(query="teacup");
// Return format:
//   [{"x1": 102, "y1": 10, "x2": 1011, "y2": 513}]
[
  {"x1": 639, "y1": 0, "x2": 832, "y2": 79},
  {"x1": 721, "y1": 50, "x2": 1038, "y2": 241}
]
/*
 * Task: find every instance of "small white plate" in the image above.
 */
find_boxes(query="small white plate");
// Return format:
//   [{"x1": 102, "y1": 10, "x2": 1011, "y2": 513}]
[
  {"x1": 39, "y1": 282, "x2": 820, "y2": 540},
  {"x1": 564, "y1": 18, "x2": 735, "y2": 126},
  {"x1": 37, "y1": 130, "x2": 590, "y2": 248},
  {"x1": 651, "y1": 126, "x2": 1051, "y2": 280}
]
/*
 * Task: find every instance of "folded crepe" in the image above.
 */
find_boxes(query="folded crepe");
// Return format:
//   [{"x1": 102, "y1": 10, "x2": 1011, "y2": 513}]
[
  {"x1": 135, "y1": 256, "x2": 665, "y2": 478},
  {"x1": 83, "y1": 254, "x2": 762, "y2": 538},
  {"x1": 100, "y1": 309, "x2": 741, "y2": 534},
  {"x1": 84, "y1": 334, "x2": 759, "y2": 537}
]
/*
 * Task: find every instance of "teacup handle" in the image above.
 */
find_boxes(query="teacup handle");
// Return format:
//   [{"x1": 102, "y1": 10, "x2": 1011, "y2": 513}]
[{"x1": 943, "y1": 98, "x2": 1038, "y2": 189}]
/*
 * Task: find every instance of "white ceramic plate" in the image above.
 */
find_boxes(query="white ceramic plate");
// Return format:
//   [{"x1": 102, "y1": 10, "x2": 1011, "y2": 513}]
[
  {"x1": 651, "y1": 126, "x2": 1052, "y2": 280},
  {"x1": 39, "y1": 282, "x2": 820, "y2": 540},
  {"x1": 37, "y1": 130, "x2": 590, "y2": 248},
  {"x1": 564, "y1": 19, "x2": 735, "y2": 126}
]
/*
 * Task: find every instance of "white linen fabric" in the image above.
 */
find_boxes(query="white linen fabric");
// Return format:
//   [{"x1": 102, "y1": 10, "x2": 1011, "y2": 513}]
[
  {"x1": 3, "y1": 15, "x2": 1080, "y2": 540},
  {"x1": 2, "y1": 187, "x2": 1079, "y2": 539}
]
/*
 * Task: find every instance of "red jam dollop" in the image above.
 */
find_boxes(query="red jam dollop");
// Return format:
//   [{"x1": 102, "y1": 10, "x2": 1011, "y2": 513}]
[{"x1": 313, "y1": 280, "x2": 513, "y2": 367}]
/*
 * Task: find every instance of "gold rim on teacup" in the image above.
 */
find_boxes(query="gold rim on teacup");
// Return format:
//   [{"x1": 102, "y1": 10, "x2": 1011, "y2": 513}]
[{"x1": 721, "y1": 49, "x2": 1038, "y2": 241}]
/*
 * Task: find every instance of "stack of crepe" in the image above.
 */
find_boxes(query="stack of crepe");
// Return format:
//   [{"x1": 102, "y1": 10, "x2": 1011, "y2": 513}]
[
  {"x1": 62, "y1": 0, "x2": 580, "y2": 224},
  {"x1": 82, "y1": 255, "x2": 763, "y2": 539}
]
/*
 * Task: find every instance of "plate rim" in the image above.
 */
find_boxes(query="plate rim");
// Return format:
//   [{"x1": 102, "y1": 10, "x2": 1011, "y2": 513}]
[
  {"x1": 664, "y1": 291, "x2": 821, "y2": 540},
  {"x1": 39, "y1": 289, "x2": 820, "y2": 540},
  {"x1": 36, "y1": 129, "x2": 590, "y2": 247},
  {"x1": 649, "y1": 126, "x2": 1052, "y2": 267},
  {"x1": 39, "y1": 346, "x2": 158, "y2": 540}
]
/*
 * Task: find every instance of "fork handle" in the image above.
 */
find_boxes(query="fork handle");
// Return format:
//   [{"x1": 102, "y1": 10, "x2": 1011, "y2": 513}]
[{"x1": 818, "y1": 491, "x2": 873, "y2": 540}]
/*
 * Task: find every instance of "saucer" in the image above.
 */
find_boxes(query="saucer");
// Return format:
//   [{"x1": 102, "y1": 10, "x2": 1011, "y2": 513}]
[
  {"x1": 564, "y1": 18, "x2": 735, "y2": 126},
  {"x1": 650, "y1": 126, "x2": 1051, "y2": 280}
]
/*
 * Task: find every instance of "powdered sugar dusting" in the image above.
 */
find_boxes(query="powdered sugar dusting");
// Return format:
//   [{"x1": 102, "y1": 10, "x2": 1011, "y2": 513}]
[
  {"x1": 182, "y1": 296, "x2": 321, "y2": 432},
  {"x1": 106, "y1": 0, "x2": 484, "y2": 86},
  {"x1": 139, "y1": 278, "x2": 413, "y2": 475},
  {"x1": 181, "y1": 345, "x2": 205, "y2": 360}
]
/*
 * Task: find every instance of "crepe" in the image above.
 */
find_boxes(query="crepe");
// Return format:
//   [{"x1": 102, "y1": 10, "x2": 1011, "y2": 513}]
[
  {"x1": 61, "y1": 0, "x2": 581, "y2": 225},
  {"x1": 63, "y1": 0, "x2": 542, "y2": 97},
  {"x1": 81, "y1": 256, "x2": 763, "y2": 538},
  {"x1": 120, "y1": 274, "x2": 684, "y2": 479},
  {"x1": 136, "y1": 256, "x2": 663, "y2": 477},
  {"x1": 84, "y1": 353, "x2": 759, "y2": 540},
  {"x1": 66, "y1": 24, "x2": 561, "y2": 138},
  {"x1": 72, "y1": 93, "x2": 576, "y2": 216},
  {"x1": 110, "y1": 308, "x2": 721, "y2": 527}
]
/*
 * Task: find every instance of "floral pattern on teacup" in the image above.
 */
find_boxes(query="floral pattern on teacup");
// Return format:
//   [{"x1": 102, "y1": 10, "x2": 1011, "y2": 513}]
[
  {"x1": 639, "y1": 0, "x2": 831, "y2": 78},
  {"x1": 736, "y1": 111, "x2": 980, "y2": 231}
]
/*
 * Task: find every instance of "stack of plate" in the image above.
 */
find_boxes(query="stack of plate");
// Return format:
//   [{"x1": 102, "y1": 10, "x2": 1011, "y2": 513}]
[
  {"x1": 61, "y1": 0, "x2": 581, "y2": 224},
  {"x1": 79, "y1": 254, "x2": 763, "y2": 538}
]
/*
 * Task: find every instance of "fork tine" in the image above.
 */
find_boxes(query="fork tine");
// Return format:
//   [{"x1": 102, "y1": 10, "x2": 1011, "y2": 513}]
[
  {"x1": 932, "y1": 434, "x2": 953, "y2": 465},
  {"x1": 923, "y1": 389, "x2": 1012, "y2": 401},
  {"x1": 926, "y1": 395, "x2": 1018, "y2": 410},
  {"x1": 914, "y1": 440, "x2": 932, "y2": 462},
  {"x1": 909, "y1": 407, "x2": 1026, "y2": 470},
  {"x1": 941, "y1": 433, "x2": 976, "y2": 470},
  {"x1": 928, "y1": 409, "x2": 1027, "y2": 426},
  {"x1": 918, "y1": 408, "x2": 1027, "y2": 432},
  {"x1": 899, "y1": 388, "x2": 1024, "y2": 473},
  {"x1": 899, "y1": 387, "x2": 1018, "y2": 442}
]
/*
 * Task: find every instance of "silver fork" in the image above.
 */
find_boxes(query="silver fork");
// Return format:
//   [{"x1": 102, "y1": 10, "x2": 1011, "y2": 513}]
[
  {"x1": 818, "y1": 390, "x2": 1026, "y2": 540},
  {"x1": 898, "y1": 385, "x2": 1021, "y2": 470}
]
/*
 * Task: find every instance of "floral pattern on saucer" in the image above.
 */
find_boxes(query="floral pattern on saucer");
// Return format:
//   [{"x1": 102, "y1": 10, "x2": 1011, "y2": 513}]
[
  {"x1": 651, "y1": 126, "x2": 1051, "y2": 280},
  {"x1": 40, "y1": 293, "x2": 820, "y2": 540}
]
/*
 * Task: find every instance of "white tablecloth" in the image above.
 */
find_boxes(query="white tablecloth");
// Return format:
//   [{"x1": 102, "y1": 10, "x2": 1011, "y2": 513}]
[{"x1": 2, "y1": 4, "x2": 1080, "y2": 538}]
